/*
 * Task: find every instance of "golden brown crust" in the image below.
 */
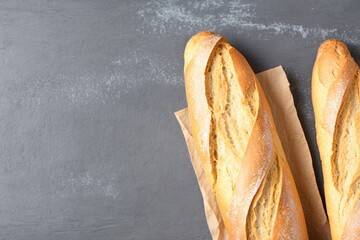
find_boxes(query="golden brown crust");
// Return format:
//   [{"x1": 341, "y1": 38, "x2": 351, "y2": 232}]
[
  {"x1": 184, "y1": 32, "x2": 223, "y2": 189},
  {"x1": 312, "y1": 39, "x2": 360, "y2": 240},
  {"x1": 185, "y1": 31, "x2": 308, "y2": 239}
]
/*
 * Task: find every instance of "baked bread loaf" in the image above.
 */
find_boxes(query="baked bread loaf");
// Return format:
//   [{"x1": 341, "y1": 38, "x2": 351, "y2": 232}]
[
  {"x1": 184, "y1": 31, "x2": 308, "y2": 239},
  {"x1": 312, "y1": 39, "x2": 360, "y2": 240}
]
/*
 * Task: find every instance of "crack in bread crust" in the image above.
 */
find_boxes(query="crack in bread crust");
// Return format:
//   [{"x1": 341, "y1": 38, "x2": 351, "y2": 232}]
[
  {"x1": 246, "y1": 152, "x2": 282, "y2": 239},
  {"x1": 331, "y1": 71, "x2": 360, "y2": 229},
  {"x1": 205, "y1": 43, "x2": 256, "y2": 208}
]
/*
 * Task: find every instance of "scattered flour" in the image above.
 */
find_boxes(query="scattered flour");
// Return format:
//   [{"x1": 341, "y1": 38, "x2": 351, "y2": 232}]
[
  {"x1": 7, "y1": 0, "x2": 360, "y2": 107},
  {"x1": 60, "y1": 172, "x2": 119, "y2": 200},
  {"x1": 136, "y1": 0, "x2": 360, "y2": 45},
  {"x1": 6, "y1": 50, "x2": 181, "y2": 107}
]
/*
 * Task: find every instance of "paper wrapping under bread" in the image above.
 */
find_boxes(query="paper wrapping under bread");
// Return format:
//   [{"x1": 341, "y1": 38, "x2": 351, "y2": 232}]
[{"x1": 175, "y1": 66, "x2": 330, "y2": 240}]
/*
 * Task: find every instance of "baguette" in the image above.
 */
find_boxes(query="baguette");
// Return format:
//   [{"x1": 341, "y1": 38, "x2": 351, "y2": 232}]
[
  {"x1": 312, "y1": 39, "x2": 360, "y2": 240},
  {"x1": 184, "y1": 31, "x2": 308, "y2": 239}
]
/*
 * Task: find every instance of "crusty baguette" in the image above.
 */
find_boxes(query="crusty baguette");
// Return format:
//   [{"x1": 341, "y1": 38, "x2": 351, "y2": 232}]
[
  {"x1": 312, "y1": 39, "x2": 360, "y2": 240},
  {"x1": 184, "y1": 31, "x2": 308, "y2": 240}
]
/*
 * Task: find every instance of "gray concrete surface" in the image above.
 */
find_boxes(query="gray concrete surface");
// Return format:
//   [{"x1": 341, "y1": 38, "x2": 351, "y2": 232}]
[{"x1": 1, "y1": 0, "x2": 360, "y2": 239}]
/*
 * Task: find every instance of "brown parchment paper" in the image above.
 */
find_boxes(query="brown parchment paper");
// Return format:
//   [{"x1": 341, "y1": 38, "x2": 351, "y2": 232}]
[{"x1": 175, "y1": 66, "x2": 330, "y2": 240}]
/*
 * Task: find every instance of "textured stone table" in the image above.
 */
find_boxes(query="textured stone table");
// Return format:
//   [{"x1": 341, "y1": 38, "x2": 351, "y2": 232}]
[{"x1": 1, "y1": 0, "x2": 360, "y2": 239}]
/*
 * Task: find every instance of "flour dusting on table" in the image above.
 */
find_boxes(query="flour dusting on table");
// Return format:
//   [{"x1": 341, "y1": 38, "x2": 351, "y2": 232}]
[{"x1": 136, "y1": 0, "x2": 360, "y2": 44}]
